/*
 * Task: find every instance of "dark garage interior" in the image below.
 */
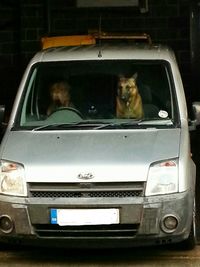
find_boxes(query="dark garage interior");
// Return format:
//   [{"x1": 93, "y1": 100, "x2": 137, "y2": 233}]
[
  {"x1": 1, "y1": 0, "x2": 200, "y2": 242},
  {"x1": 1, "y1": 0, "x2": 200, "y2": 112}
]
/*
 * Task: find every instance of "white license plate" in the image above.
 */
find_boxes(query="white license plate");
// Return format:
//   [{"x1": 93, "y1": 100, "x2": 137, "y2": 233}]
[{"x1": 50, "y1": 208, "x2": 119, "y2": 226}]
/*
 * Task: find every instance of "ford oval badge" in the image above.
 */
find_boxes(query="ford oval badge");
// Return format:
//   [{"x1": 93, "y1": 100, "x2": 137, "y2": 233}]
[{"x1": 77, "y1": 173, "x2": 94, "y2": 180}]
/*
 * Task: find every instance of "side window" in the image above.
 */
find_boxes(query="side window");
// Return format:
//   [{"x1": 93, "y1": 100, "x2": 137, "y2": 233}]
[{"x1": 20, "y1": 68, "x2": 38, "y2": 125}]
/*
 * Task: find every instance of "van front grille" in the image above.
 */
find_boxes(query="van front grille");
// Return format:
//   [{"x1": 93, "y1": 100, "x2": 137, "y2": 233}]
[
  {"x1": 28, "y1": 182, "x2": 145, "y2": 198},
  {"x1": 33, "y1": 223, "x2": 140, "y2": 238}
]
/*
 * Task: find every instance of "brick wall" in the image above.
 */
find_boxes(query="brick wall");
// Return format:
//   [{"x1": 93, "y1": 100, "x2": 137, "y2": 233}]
[
  {"x1": 0, "y1": 1, "x2": 21, "y2": 110},
  {"x1": 0, "y1": 0, "x2": 193, "y2": 109}
]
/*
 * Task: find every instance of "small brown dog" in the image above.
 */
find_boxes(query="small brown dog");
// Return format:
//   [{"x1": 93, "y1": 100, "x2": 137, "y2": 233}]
[
  {"x1": 47, "y1": 81, "x2": 74, "y2": 115},
  {"x1": 116, "y1": 73, "x2": 144, "y2": 119}
]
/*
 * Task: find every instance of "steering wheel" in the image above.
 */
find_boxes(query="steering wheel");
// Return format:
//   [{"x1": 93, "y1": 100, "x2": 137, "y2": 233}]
[
  {"x1": 47, "y1": 107, "x2": 84, "y2": 122},
  {"x1": 50, "y1": 107, "x2": 83, "y2": 117}
]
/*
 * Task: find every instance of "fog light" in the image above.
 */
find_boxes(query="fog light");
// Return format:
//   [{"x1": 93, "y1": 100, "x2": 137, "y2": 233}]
[
  {"x1": 0, "y1": 215, "x2": 14, "y2": 234},
  {"x1": 161, "y1": 215, "x2": 179, "y2": 233}
]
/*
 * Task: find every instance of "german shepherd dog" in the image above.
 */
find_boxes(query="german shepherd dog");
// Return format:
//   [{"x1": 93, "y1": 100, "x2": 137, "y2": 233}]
[
  {"x1": 116, "y1": 73, "x2": 144, "y2": 119},
  {"x1": 47, "y1": 81, "x2": 74, "y2": 115}
]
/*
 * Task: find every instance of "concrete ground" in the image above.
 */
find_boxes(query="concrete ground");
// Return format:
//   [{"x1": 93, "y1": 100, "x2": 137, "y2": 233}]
[{"x1": 0, "y1": 245, "x2": 200, "y2": 267}]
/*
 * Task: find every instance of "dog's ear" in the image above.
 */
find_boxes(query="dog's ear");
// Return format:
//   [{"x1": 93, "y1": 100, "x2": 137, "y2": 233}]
[
  {"x1": 118, "y1": 74, "x2": 124, "y2": 80},
  {"x1": 132, "y1": 72, "x2": 138, "y2": 80}
]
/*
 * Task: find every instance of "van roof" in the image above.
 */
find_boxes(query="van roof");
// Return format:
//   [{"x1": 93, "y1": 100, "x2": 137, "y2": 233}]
[
  {"x1": 31, "y1": 43, "x2": 176, "y2": 64},
  {"x1": 30, "y1": 32, "x2": 175, "y2": 64}
]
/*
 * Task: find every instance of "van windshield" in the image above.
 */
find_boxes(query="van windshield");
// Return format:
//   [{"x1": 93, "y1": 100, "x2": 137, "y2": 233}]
[{"x1": 16, "y1": 60, "x2": 178, "y2": 129}]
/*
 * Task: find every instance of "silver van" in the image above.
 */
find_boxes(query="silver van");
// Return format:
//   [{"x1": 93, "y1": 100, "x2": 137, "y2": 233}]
[{"x1": 0, "y1": 34, "x2": 199, "y2": 249}]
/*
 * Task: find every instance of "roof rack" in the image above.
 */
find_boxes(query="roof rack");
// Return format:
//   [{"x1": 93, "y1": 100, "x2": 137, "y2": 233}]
[
  {"x1": 90, "y1": 31, "x2": 152, "y2": 45},
  {"x1": 41, "y1": 32, "x2": 152, "y2": 49}
]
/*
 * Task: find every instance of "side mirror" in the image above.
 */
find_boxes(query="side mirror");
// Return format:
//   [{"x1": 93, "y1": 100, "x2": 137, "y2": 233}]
[
  {"x1": 0, "y1": 105, "x2": 6, "y2": 141},
  {"x1": 0, "y1": 105, "x2": 5, "y2": 125},
  {"x1": 189, "y1": 102, "x2": 200, "y2": 131}
]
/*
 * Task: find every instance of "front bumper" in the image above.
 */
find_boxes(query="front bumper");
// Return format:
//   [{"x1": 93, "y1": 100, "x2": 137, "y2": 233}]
[{"x1": 0, "y1": 191, "x2": 194, "y2": 248}]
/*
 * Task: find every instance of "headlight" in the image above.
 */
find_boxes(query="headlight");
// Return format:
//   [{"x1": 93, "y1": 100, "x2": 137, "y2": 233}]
[
  {"x1": 145, "y1": 159, "x2": 178, "y2": 196},
  {"x1": 0, "y1": 160, "x2": 27, "y2": 196}
]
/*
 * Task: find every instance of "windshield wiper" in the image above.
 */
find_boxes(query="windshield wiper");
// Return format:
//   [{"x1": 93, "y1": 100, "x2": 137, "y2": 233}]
[
  {"x1": 96, "y1": 119, "x2": 175, "y2": 129},
  {"x1": 94, "y1": 120, "x2": 142, "y2": 129},
  {"x1": 120, "y1": 119, "x2": 174, "y2": 128},
  {"x1": 32, "y1": 121, "x2": 110, "y2": 131}
]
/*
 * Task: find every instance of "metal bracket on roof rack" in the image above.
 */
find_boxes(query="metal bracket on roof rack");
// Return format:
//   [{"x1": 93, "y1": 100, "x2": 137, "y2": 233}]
[{"x1": 89, "y1": 31, "x2": 152, "y2": 45}]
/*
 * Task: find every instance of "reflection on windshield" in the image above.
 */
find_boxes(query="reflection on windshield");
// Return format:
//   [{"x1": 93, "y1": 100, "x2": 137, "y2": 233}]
[{"x1": 18, "y1": 60, "x2": 176, "y2": 129}]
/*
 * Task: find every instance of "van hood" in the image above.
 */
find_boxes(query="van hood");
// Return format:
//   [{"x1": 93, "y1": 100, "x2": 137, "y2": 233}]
[{"x1": 1, "y1": 129, "x2": 180, "y2": 183}]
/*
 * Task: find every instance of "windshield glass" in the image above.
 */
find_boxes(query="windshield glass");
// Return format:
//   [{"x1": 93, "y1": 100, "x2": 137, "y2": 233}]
[{"x1": 16, "y1": 60, "x2": 178, "y2": 130}]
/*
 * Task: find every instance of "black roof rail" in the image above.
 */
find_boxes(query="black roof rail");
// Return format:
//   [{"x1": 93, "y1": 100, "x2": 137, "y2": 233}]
[{"x1": 89, "y1": 31, "x2": 152, "y2": 45}]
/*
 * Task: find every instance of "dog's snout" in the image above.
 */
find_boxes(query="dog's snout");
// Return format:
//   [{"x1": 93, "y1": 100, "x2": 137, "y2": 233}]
[{"x1": 121, "y1": 92, "x2": 130, "y2": 102}]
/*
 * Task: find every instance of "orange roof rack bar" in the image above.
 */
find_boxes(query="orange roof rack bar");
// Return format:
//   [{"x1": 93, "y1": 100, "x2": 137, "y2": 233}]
[{"x1": 41, "y1": 35, "x2": 96, "y2": 49}]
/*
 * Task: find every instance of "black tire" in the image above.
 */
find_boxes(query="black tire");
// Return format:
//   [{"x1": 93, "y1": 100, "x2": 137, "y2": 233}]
[
  {"x1": 177, "y1": 199, "x2": 196, "y2": 250},
  {"x1": 179, "y1": 222, "x2": 196, "y2": 250}
]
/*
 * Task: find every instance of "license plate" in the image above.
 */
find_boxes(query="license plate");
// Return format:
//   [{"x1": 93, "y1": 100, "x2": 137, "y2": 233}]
[{"x1": 50, "y1": 208, "x2": 119, "y2": 226}]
